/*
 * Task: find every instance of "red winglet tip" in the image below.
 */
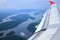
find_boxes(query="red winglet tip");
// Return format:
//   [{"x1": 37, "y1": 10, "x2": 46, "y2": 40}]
[{"x1": 49, "y1": 0, "x2": 55, "y2": 5}]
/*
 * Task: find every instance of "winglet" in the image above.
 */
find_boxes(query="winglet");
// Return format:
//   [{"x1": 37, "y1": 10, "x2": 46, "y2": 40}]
[{"x1": 49, "y1": 0, "x2": 55, "y2": 5}]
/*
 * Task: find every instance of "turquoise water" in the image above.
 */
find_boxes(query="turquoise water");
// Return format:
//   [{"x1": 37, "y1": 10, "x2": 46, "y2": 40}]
[{"x1": 0, "y1": 9, "x2": 45, "y2": 40}]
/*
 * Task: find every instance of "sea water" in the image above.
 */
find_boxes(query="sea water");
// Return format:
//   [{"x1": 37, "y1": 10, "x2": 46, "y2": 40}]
[{"x1": 0, "y1": 9, "x2": 45, "y2": 40}]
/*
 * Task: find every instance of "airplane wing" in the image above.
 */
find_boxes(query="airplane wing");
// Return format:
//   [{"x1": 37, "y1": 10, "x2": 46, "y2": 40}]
[{"x1": 28, "y1": 0, "x2": 60, "y2": 40}]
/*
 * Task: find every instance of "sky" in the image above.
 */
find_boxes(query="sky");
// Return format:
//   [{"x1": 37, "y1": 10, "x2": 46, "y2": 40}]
[
  {"x1": 0, "y1": 0, "x2": 60, "y2": 10},
  {"x1": 54, "y1": 0, "x2": 60, "y2": 10}
]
